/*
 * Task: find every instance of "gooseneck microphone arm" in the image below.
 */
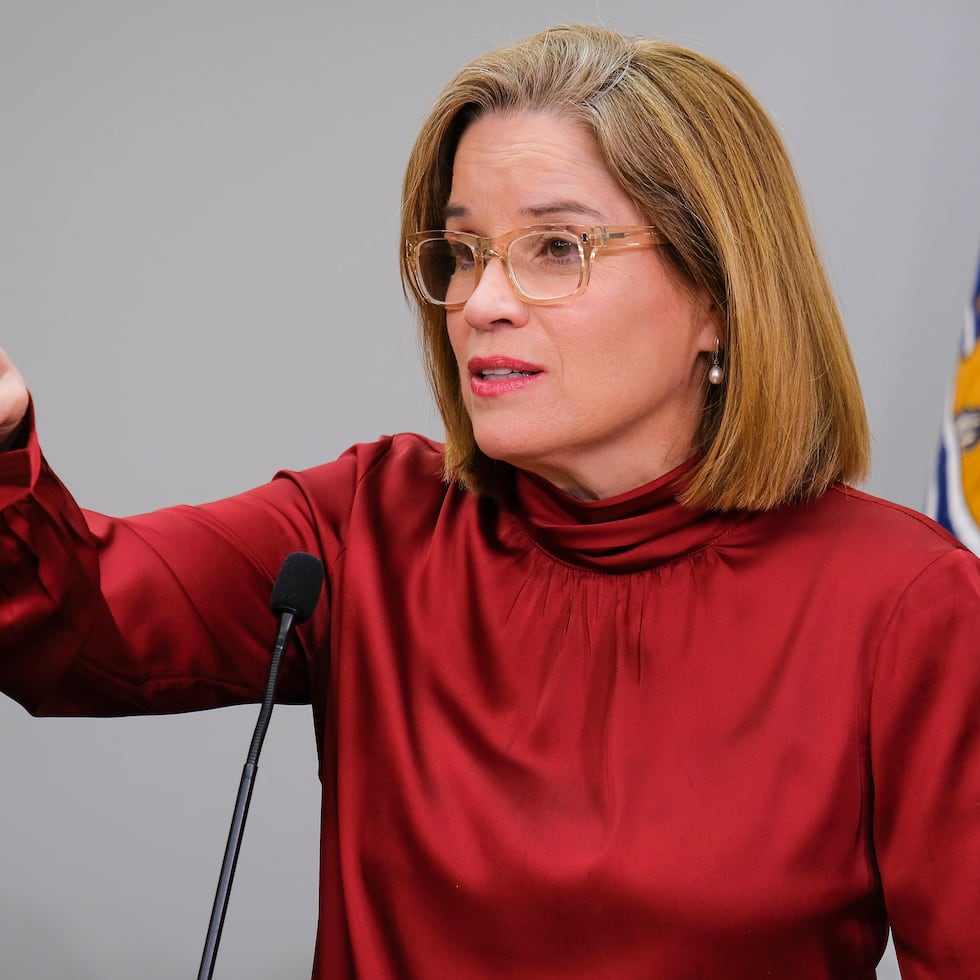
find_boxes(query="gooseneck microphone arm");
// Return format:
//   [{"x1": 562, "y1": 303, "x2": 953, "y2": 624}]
[{"x1": 197, "y1": 552, "x2": 325, "y2": 980}]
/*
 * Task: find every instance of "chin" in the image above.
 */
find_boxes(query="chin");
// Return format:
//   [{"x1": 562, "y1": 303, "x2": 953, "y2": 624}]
[
  {"x1": 473, "y1": 437, "x2": 556, "y2": 481},
  {"x1": 473, "y1": 434, "x2": 528, "y2": 465},
  {"x1": 469, "y1": 410, "x2": 573, "y2": 469}
]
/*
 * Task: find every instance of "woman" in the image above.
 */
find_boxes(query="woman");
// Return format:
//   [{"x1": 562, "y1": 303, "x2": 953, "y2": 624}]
[{"x1": 2, "y1": 23, "x2": 979, "y2": 979}]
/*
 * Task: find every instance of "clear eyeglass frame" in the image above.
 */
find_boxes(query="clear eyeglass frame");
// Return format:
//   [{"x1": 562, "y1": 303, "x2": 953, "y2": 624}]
[{"x1": 405, "y1": 224, "x2": 663, "y2": 308}]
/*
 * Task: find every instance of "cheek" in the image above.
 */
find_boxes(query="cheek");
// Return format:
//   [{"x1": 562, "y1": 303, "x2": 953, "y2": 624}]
[
  {"x1": 584, "y1": 298, "x2": 700, "y2": 389},
  {"x1": 445, "y1": 314, "x2": 467, "y2": 371},
  {"x1": 574, "y1": 286, "x2": 662, "y2": 364}
]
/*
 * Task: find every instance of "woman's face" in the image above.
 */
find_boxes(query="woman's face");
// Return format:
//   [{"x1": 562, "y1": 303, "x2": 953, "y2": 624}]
[{"x1": 445, "y1": 111, "x2": 718, "y2": 500}]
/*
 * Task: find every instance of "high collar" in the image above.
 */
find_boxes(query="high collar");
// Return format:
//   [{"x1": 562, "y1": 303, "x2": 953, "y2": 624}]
[{"x1": 511, "y1": 458, "x2": 741, "y2": 572}]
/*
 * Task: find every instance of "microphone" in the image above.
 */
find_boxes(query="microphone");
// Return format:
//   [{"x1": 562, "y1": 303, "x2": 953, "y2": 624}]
[
  {"x1": 197, "y1": 552, "x2": 324, "y2": 980},
  {"x1": 269, "y1": 551, "x2": 324, "y2": 623}
]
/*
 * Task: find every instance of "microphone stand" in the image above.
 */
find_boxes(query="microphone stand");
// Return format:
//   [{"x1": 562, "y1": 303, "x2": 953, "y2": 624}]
[{"x1": 196, "y1": 610, "x2": 298, "y2": 980}]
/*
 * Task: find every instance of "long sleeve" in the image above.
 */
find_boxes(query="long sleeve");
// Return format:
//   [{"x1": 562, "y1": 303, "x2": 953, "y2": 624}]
[
  {"x1": 0, "y1": 406, "x2": 331, "y2": 716},
  {"x1": 6, "y1": 411, "x2": 980, "y2": 976},
  {"x1": 869, "y1": 546, "x2": 980, "y2": 977}
]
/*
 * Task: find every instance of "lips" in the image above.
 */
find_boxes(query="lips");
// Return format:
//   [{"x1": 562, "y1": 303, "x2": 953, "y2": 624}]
[
  {"x1": 466, "y1": 356, "x2": 543, "y2": 397},
  {"x1": 468, "y1": 356, "x2": 543, "y2": 379}
]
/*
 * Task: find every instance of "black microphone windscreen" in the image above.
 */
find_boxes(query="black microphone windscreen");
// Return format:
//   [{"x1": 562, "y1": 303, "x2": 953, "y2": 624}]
[{"x1": 269, "y1": 552, "x2": 324, "y2": 622}]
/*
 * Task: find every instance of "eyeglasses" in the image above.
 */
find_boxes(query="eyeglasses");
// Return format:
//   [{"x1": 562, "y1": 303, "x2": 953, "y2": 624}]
[{"x1": 405, "y1": 224, "x2": 663, "y2": 308}]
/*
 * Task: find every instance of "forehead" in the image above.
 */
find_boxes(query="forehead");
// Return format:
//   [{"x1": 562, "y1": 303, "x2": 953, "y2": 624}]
[{"x1": 446, "y1": 111, "x2": 640, "y2": 227}]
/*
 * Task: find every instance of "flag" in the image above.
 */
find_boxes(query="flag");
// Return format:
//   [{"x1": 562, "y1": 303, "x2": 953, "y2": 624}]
[{"x1": 926, "y1": 255, "x2": 980, "y2": 554}]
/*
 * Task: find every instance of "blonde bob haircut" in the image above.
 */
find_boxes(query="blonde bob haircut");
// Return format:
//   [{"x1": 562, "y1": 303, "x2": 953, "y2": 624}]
[{"x1": 400, "y1": 23, "x2": 870, "y2": 511}]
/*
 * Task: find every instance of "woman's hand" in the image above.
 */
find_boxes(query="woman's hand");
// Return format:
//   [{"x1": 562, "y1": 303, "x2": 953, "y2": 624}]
[{"x1": 0, "y1": 347, "x2": 30, "y2": 450}]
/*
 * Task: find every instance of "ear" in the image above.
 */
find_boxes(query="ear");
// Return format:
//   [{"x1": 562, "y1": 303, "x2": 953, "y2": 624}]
[{"x1": 695, "y1": 298, "x2": 725, "y2": 354}]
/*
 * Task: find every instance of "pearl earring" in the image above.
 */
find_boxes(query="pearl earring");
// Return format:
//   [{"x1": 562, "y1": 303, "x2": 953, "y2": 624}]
[{"x1": 708, "y1": 339, "x2": 725, "y2": 385}]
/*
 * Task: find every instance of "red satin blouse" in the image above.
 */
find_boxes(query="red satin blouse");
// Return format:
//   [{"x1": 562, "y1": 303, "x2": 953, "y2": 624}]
[{"x1": 2, "y1": 418, "x2": 980, "y2": 978}]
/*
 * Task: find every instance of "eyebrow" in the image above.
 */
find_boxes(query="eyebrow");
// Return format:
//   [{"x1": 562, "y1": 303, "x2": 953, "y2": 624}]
[{"x1": 443, "y1": 200, "x2": 605, "y2": 223}]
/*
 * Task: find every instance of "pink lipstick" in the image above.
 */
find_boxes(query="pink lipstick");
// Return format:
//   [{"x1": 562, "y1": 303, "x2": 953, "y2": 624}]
[{"x1": 467, "y1": 356, "x2": 543, "y2": 397}]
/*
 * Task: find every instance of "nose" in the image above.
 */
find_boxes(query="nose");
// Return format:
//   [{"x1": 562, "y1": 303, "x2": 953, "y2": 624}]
[{"x1": 462, "y1": 254, "x2": 530, "y2": 331}]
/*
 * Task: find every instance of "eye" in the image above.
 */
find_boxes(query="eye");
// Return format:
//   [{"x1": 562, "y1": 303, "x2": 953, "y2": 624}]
[
  {"x1": 523, "y1": 232, "x2": 580, "y2": 269},
  {"x1": 545, "y1": 237, "x2": 575, "y2": 260},
  {"x1": 447, "y1": 238, "x2": 476, "y2": 272},
  {"x1": 415, "y1": 235, "x2": 478, "y2": 303}
]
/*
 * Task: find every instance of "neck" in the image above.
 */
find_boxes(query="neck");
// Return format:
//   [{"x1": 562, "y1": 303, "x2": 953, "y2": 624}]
[{"x1": 521, "y1": 446, "x2": 695, "y2": 501}]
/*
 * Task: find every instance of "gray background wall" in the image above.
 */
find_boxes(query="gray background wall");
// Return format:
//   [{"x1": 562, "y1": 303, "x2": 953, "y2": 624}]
[{"x1": 2, "y1": 1, "x2": 978, "y2": 977}]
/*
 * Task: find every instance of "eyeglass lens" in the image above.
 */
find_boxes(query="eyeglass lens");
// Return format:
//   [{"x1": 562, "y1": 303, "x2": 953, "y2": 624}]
[{"x1": 415, "y1": 230, "x2": 586, "y2": 304}]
